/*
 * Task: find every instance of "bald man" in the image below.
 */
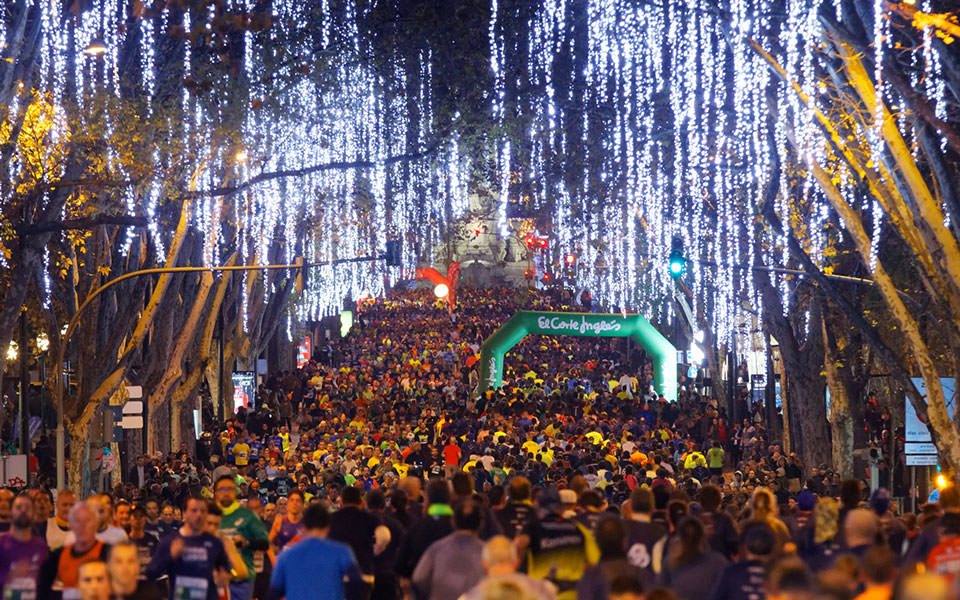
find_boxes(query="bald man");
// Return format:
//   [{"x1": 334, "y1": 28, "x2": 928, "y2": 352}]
[
  {"x1": 64, "y1": 495, "x2": 127, "y2": 546},
  {"x1": 460, "y1": 536, "x2": 558, "y2": 600},
  {"x1": 844, "y1": 508, "x2": 881, "y2": 559},
  {"x1": 38, "y1": 502, "x2": 112, "y2": 600}
]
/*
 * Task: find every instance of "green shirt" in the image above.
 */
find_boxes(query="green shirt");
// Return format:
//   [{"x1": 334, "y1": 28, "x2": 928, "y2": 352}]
[
  {"x1": 707, "y1": 446, "x2": 725, "y2": 469},
  {"x1": 219, "y1": 503, "x2": 269, "y2": 581}
]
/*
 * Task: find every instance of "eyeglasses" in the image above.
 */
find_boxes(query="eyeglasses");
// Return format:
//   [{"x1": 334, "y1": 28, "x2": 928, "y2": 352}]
[{"x1": 216, "y1": 486, "x2": 236, "y2": 492}]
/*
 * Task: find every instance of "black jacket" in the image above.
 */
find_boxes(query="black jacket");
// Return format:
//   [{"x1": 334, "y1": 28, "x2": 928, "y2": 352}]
[
  {"x1": 394, "y1": 512, "x2": 453, "y2": 578},
  {"x1": 329, "y1": 505, "x2": 381, "y2": 574}
]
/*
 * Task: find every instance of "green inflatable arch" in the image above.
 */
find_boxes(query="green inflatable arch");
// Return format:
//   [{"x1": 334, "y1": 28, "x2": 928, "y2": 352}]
[{"x1": 477, "y1": 311, "x2": 678, "y2": 401}]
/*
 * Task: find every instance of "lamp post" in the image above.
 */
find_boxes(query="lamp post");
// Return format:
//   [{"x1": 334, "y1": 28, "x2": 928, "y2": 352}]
[{"x1": 18, "y1": 313, "x2": 29, "y2": 485}]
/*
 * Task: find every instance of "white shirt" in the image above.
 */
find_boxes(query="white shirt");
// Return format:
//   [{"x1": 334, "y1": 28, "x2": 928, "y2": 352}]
[
  {"x1": 64, "y1": 524, "x2": 128, "y2": 546},
  {"x1": 45, "y1": 517, "x2": 71, "y2": 549},
  {"x1": 618, "y1": 375, "x2": 635, "y2": 396}
]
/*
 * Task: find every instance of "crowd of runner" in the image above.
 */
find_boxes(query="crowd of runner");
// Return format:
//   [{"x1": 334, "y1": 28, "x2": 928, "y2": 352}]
[{"x1": 0, "y1": 287, "x2": 955, "y2": 600}]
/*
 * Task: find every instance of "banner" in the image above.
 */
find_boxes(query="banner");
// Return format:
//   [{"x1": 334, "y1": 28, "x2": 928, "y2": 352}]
[{"x1": 477, "y1": 311, "x2": 677, "y2": 401}]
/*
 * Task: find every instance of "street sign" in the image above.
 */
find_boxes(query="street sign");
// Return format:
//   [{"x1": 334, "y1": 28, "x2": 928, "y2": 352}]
[
  {"x1": 906, "y1": 454, "x2": 939, "y2": 466},
  {"x1": 122, "y1": 401, "x2": 143, "y2": 415},
  {"x1": 905, "y1": 442, "x2": 938, "y2": 455},
  {"x1": 906, "y1": 378, "x2": 956, "y2": 442},
  {"x1": 121, "y1": 416, "x2": 143, "y2": 429},
  {"x1": 126, "y1": 385, "x2": 143, "y2": 399}
]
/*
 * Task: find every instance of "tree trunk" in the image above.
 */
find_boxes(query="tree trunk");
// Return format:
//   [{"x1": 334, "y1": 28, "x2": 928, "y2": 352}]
[
  {"x1": 808, "y1": 160, "x2": 960, "y2": 469},
  {"x1": 823, "y1": 317, "x2": 854, "y2": 479},
  {"x1": 784, "y1": 366, "x2": 831, "y2": 470},
  {"x1": 150, "y1": 270, "x2": 213, "y2": 450}
]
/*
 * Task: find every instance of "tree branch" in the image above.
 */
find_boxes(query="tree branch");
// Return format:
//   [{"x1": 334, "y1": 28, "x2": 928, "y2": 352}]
[
  {"x1": 182, "y1": 143, "x2": 443, "y2": 200},
  {"x1": 16, "y1": 215, "x2": 148, "y2": 236},
  {"x1": 819, "y1": 15, "x2": 960, "y2": 157}
]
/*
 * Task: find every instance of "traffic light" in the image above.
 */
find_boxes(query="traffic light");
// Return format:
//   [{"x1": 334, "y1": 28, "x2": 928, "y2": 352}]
[
  {"x1": 385, "y1": 239, "x2": 401, "y2": 266},
  {"x1": 565, "y1": 253, "x2": 576, "y2": 265},
  {"x1": 669, "y1": 235, "x2": 685, "y2": 279}
]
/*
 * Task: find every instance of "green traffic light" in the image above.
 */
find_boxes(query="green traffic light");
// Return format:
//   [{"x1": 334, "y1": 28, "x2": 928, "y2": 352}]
[{"x1": 669, "y1": 251, "x2": 685, "y2": 278}]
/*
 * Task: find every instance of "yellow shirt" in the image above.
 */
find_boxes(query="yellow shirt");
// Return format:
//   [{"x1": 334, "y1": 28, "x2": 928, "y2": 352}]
[
  {"x1": 232, "y1": 443, "x2": 250, "y2": 466},
  {"x1": 585, "y1": 431, "x2": 603, "y2": 445},
  {"x1": 522, "y1": 440, "x2": 541, "y2": 455},
  {"x1": 540, "y1": 448, "x2": 554, "y2": 466}
]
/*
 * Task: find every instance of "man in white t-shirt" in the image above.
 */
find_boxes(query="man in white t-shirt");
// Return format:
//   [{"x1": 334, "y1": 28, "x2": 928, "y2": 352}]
[
  {"x1": 45, "y1": 489, "x2": 76, "y2": 550},
  {"x1": 478, "y1": 450, "x2": 496, "y2": 471},
  {"x1": 63, "y1": 494, "x2": 128, "y2": 546},
  {"x1": 618, "y1": 374, "x2": 635, "y2": 397}
]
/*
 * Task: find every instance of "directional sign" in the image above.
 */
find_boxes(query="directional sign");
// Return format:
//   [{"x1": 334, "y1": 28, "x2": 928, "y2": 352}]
[
  {"x1": 905, "y1": 442, "x2": 938, "y2": 455},
  {"x1": 121, "y1": 416, "x2": 144, "y2": 429},
  {"x1": 906, "y1": 454, "x2": 939, "y2": 466},
  {"x1": 125, "y1": 385, "x2": 143, "y2": 399}
]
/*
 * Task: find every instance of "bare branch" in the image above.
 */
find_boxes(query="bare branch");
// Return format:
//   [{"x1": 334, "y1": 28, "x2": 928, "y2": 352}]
[
  {"x1": 181, "y1": 143, "x2": 443, "y2": 200},
  {"x1": 16, "y1": 215, "x2": 148, "y2": 236}
]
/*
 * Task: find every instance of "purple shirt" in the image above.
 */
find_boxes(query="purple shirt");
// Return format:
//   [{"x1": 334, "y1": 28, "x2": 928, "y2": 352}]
[{"x1": 0, "y1": 533, "x2": 49, "y2": 589}]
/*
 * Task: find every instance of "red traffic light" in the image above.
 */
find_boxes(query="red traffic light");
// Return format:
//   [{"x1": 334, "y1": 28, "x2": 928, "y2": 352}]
[
  {"x1": 542, "y1": 273, "x2": 550, "y2": 281},
  {"x1": 526, "y1": 235, "x2": 535, "y2": 247},
  {"x1": 537, "y1": 238, "x2": 548, "y2": 248}
]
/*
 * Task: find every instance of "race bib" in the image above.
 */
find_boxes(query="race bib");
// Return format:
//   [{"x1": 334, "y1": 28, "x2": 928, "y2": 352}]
[
  {"x1": 3, "y1": 578, "x2": 37, "y2": 600},
  {"x1": 183, "y1": 546, "x2": 210, "y2": 564},
  {"x1": 174, "y1": 576, "x2": 210, "y2": 600}
]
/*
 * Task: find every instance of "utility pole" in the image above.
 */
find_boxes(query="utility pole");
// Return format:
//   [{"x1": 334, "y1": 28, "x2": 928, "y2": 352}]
[
  {"x1": 218, "y1": 307, "x2": 225, "y2": 423},
  {"x1": 727, "y1": 335, "x2": 737, "y2": 423},
  {"x1": 18, "y1": 313, "x2": 29, "y2": 484},
  {"x1": 765, "y1": 334, "x2": 779, "y2": 441}
]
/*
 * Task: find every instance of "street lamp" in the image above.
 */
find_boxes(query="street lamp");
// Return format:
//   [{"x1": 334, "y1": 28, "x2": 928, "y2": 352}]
[
  {"x1": 36, "y1": 333, "x2": 49, "y2": 353},
  {"x1": 434, "y1": 283, "x2": 449, "y2": 298},
  {"x1": 6, "y1": 341, "x2": 17, "y2": 362},
  {"x1": 83, "y1": 38, "x2": 108, "y2": 56}
]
